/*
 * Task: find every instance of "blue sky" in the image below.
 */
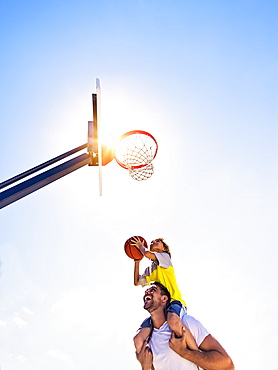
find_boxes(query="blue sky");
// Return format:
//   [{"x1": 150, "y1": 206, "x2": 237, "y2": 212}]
[{"x1": 1, "y1": 1, "x2": 278, "y2": 369}]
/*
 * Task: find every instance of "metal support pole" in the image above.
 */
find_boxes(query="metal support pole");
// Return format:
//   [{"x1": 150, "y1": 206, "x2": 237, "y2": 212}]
[
  {"x1": 0, "y1": 153, "x2": 91, "y2": 209},
  {"x1": 0, "y1": 144, "x2": 87, "y2": 190}
]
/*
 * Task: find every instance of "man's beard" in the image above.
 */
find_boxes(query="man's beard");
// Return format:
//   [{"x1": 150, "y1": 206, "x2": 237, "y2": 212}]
[{"x1": 144, "y1": 300, "x2": 160, "y2": 313}]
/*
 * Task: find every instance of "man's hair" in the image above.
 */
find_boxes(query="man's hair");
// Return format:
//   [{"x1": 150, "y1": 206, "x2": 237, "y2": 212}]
[
  {"x1": 153, "y1": 281, "x2": 171, "y2": 303},
  {"x1": 156, "y1": 238, "x2": 171, "y2": 257}
]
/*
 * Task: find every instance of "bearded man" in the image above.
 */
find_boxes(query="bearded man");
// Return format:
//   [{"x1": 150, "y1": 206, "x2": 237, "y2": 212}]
[{"x1": 135, "y1": 282, "x2": 234, "y2": 370}]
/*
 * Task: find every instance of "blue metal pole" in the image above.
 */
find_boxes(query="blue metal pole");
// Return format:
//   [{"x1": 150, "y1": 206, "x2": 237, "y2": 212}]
[
  {"x1": 0, "y1": 153, "x2": 92, "y2": 209},
  {"x1": 0, "y1": 144, "x2": 87, "y2": 190}
]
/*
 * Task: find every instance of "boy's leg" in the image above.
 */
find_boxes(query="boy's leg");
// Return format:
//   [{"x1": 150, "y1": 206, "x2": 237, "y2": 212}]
[
  {"x1": 167, "y1": 311, "x2": 198, "y2": 350},
  {"x1": 134, "y1": 327, "x2": 151, "y2": 353},
  {"x1": 167, "y1": 302, "x2": 198, "y2": 351}
]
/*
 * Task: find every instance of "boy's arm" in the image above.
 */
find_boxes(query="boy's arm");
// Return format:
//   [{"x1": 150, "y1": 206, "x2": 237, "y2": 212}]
[{"x1": 134, "y1": 260, "x2": 141, "y2": 286}]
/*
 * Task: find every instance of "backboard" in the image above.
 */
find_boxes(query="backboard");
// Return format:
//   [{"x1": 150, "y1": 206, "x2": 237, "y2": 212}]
[
  {"x1": 87, "y1": 80, "x2": 158, "y2": 187},
  {"x1": 87, "y1": 78, "x2": 103, "y2": 195}
]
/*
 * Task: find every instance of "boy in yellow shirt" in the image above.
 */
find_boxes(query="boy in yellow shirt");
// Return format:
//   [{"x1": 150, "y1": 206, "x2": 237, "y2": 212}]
[{"x1": 132, "y1": 237, "x2": 198, "y2": 353}]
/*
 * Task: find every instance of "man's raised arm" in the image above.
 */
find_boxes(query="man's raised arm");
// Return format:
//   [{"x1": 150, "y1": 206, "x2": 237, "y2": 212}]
[{"x1": 169, "y1": 327, "x2": 234, "y2": 370}]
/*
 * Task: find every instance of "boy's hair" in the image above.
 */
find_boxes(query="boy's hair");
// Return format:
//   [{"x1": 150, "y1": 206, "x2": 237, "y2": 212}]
[
  {"x1": 157, "y1": 238, "x2": 171, "y2": 257},
  {"x1": 153, "y1": 281, "x2": 171, "y2": 303}
]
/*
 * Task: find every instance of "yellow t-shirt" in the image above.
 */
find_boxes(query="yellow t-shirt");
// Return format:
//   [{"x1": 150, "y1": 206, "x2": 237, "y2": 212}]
[{"x1": 139, "y1": 252, "x2": 186, "y2": 307}]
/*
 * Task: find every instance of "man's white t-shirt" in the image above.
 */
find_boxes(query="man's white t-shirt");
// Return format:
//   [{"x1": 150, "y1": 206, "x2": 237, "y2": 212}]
[{"x1": 150, "y1": 315, "x2": 209, "y2": 370}]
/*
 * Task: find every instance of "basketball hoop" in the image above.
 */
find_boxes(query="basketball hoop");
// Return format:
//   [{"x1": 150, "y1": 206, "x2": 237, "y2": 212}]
[{"x1": 115, "y1": 130, "x2": 158, "y2": 181}]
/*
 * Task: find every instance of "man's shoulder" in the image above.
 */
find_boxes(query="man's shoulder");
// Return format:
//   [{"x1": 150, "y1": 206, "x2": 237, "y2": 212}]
[
  {"x1": 182, "y1": 314, "x2": 210, "y2": 347},
  {"x1": 140, "y1": 316, "x2": 152, "y2": 328},
  {"x1": 181, "y1": 314, "x2": 205, "y2": 329},
  {"x1": 182, "y1": 314, "x2": 199, "y2": 324}
]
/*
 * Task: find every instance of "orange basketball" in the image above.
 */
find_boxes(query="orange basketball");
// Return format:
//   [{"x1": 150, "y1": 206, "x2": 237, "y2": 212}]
[{"x1": 124, "y1": 236, "x2": 147, "y2": 260}]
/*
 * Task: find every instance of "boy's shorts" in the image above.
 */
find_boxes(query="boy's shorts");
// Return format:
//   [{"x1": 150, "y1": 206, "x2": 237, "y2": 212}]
[{"x1": 139, "y1": 300, "x2": 187, "y2": 329}]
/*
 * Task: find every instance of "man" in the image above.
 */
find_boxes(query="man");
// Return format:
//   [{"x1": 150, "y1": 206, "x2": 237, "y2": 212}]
[{"x1": 135, "y1": 282, "x2": 234, "y2": 370}]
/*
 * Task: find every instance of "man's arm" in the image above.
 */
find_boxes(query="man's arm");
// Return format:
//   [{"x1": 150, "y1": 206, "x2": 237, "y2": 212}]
[
  {"x1": 169, "y1": 327, "x2": 234, "y2": 370},
  {"x1": 136, "y1": 341, "x2": 154, "y2": 370}
]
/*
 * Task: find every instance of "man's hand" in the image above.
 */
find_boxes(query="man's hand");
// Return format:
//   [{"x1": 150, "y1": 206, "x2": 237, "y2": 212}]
[
  {"x1": 169, "y1": 326, "x2": 191, "y2": 357},
  {"x1": 170, "y1": 328, "x2": 234, "y2": 370},
  {"x1": 136, "y1": 341, "x2": 153, "y2": 370}
]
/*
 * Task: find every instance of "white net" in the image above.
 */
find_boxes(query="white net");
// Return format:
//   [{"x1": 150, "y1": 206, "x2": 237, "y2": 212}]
[
  {"x1": 128, "y1": 163, "x2": 154, "y2": 181},
  {"x1": 115, "y1": 131, "x2": 158, "y2": 181}
]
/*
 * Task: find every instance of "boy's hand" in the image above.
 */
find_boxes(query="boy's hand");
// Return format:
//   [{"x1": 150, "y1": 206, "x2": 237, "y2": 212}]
[
  {"x1": 131, "y1": 236, "x2": 148, "y2": 257},
  {"x1": 131, "y1": 236, "x2": 148, "y2": 254},
  {"x1": 131, "y1": 236, "x2": 144, "y2": 249}
]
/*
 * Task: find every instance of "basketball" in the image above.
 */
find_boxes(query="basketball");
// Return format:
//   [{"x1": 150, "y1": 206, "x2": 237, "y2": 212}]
[{"x1": 124, "y1": 236, "x2": 147, "y2": 260}]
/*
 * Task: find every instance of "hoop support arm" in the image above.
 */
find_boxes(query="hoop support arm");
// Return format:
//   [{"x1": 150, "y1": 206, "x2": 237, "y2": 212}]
[
  {"x1": 0, "y1": 144, "x2": 87, "y2": 190},
  {"x1": 0, "y1": 153, "x2": 91, "y2": 209}
]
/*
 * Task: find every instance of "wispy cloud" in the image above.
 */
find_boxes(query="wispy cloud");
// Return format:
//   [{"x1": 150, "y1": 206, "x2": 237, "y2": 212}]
[
  {"x1": 52, "y1": 286, "x2": 94, "y2": 327},
  {"x1": 0, "y1": 319, "x2": 6, "y2": 327},
  {"x1": 16, "y1": 355, "x2": 27, "y2": 362},
  {"x1": 47, "y1": 349, "x2": 72, "y2": 364},
  {"x1": 22, "y1": 306, "x2": 34, "y2": 315},
  {"x1": 12, "y1": 316, "x2": 28, "y2": 328}
]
